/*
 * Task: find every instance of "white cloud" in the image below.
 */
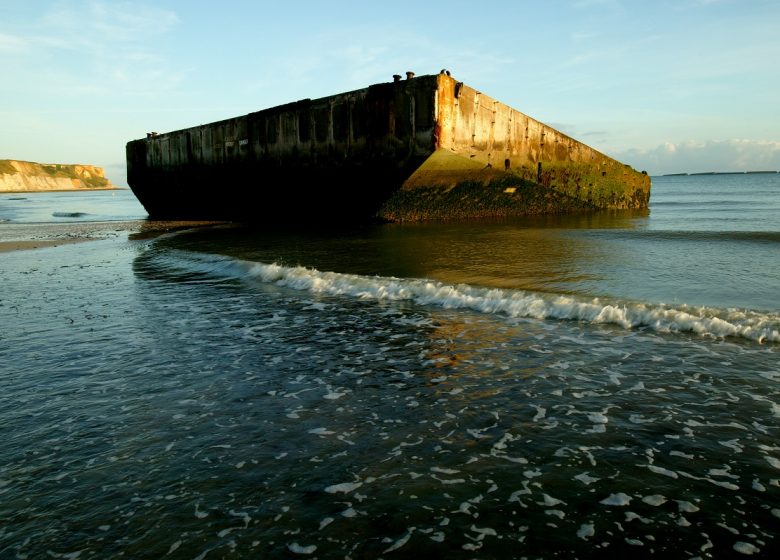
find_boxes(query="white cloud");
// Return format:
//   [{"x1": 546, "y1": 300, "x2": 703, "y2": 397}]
[{"x1": 614, "y1": 139, "x2": 780, "y2": 175}]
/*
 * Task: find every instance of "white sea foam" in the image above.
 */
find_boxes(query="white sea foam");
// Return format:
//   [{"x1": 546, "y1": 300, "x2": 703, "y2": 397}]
[
  {"x1": 669, "y1": 450, "x2": 694, "y2": 460},
  {"x1": 383, "y1": 528, "x2": 414, "y2": 553},
  {"x1": 540, "y1": 494, "x2": 566, "y2": 507},
  {"x1": 642, "y1": 495, "x2": 667, "y2": 506},
  {"x1": 194, "y1": 503, "x2": 209, "y2": 519},
  {"x1": 647, "y1": 464, "x2": 679, "y2": 479},
  {"x1": 577, "y1": 523, "x2": 595, "y2": 540},
  {"x1": 677, "y1": 500, "x2": 700, "y2": 513},
  {"x1": 707, "y1": 478, "x2": 740, "y2": 490},
  {"x1": 765, "y1": 456, "x2": 780, "y2": 469},
  {"x1": 308, "y1": 427, "x2": 334, "y2": 436},
  {"x1": 431, "y1": 467, "x2": 460, "y2": 475},
  {"x1": 586, "y1": 412, "x2": 609, "y2": 424},
  {"x1": 574, "y1": 472, "x2": 600, "y2": 485},
  {"x1": 324, "y1": 481, "x2": 362, "y2": 494},
  {"x1": 341, "y1": 507, "x2": 357, "y2": 518},
  {"x1": 287, "y1": 542, "x2": 317, "y2": 555},
  {"x1": 470, "y1": 525, "x2": 497, "y2": 538},
  {"x1": 600, "y1": 492, "x2": 632, "y2": 506},
  {"x1": 733, "y1": 541, "x2": 760, "y2": 555},
  {"x1": 173, "y1": 252, "x2": 780, "y2": 343}
]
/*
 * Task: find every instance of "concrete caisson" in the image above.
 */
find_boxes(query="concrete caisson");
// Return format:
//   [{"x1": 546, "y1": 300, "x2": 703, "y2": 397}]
[{"x1": 126, "y1": 73, "x2": 649, "y2": 221}]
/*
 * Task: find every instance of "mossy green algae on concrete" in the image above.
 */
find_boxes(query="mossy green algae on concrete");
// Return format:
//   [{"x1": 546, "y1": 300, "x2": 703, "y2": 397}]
[{"x1": 380, "y1": 175, "x2": 595, "y2": 222}]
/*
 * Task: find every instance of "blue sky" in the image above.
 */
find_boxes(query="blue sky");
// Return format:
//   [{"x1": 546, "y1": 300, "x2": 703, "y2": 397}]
[{"x1": 1, "y1": 0, "x2": 779, "y2": 185}]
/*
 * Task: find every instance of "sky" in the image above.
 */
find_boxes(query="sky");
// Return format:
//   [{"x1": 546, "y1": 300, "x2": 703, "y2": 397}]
[{"x1": 1, "y1": 0, "x2": 779, "y2": 185}]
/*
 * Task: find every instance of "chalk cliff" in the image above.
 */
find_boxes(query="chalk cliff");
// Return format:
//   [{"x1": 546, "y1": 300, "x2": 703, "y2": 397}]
[{"x1": 0, "y1": 160, "x2": 115, "y2": 192}]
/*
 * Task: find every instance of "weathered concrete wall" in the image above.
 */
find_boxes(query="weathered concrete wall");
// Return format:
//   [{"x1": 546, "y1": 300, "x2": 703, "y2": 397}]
[
  {"x1": 380, "y1": 74, "x2": 650, "y2": 220},
  {"x1": 127, "y1": 76, "x2": 440, "y2": 219},
  {"x1": 127, "y1": 73, "x2": 649, "y2": 221},
  {"x1": 0, "y1": 160, "x2": 114, "y2": 192}
]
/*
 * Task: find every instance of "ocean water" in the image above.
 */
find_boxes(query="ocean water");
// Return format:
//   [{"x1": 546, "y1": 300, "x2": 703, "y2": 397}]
[
  {"x1": 1, "y1": 175, "x2": 779, "y2": 559},
  {"x1": 0, "y1": 188, "x2": 147, "y2": 224}
]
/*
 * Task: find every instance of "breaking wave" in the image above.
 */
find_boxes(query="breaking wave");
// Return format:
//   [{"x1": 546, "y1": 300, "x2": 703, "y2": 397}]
[{"x1": 162, "y1": 250, "x2": 780, "y2": 344}]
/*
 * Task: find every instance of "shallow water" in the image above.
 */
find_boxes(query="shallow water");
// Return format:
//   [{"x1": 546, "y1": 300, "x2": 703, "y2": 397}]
[
  {"x1": 1, "y1": 175, "x2": 779, "y2": 558},
  {"x1": 0, "y1": 188, "x2": 146, "y2": 224}
]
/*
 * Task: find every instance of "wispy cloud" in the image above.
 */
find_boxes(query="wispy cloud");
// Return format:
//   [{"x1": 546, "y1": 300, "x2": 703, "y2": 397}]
[
  {"x1": 38, "y1": 1, "x2": 179, "y2": 43},
  {"x1": 1, "y1": 1, "x2": 182, "y2": 98}
]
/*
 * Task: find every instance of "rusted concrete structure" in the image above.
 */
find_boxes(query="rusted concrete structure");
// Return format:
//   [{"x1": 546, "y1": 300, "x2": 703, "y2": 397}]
[{"x1": 126, "y1": 73, "x2": 649, "y2": 221}]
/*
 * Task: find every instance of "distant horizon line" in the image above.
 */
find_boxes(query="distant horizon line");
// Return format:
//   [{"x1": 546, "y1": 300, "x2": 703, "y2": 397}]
[{"x1": 659, "y1": 171, "x2": 779, "y2": 177}]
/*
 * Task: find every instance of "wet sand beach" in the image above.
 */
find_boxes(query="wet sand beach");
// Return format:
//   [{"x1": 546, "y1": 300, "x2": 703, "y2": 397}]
[{"x1": 0, "y1": 220, "x2": 226, "y2": 252}]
